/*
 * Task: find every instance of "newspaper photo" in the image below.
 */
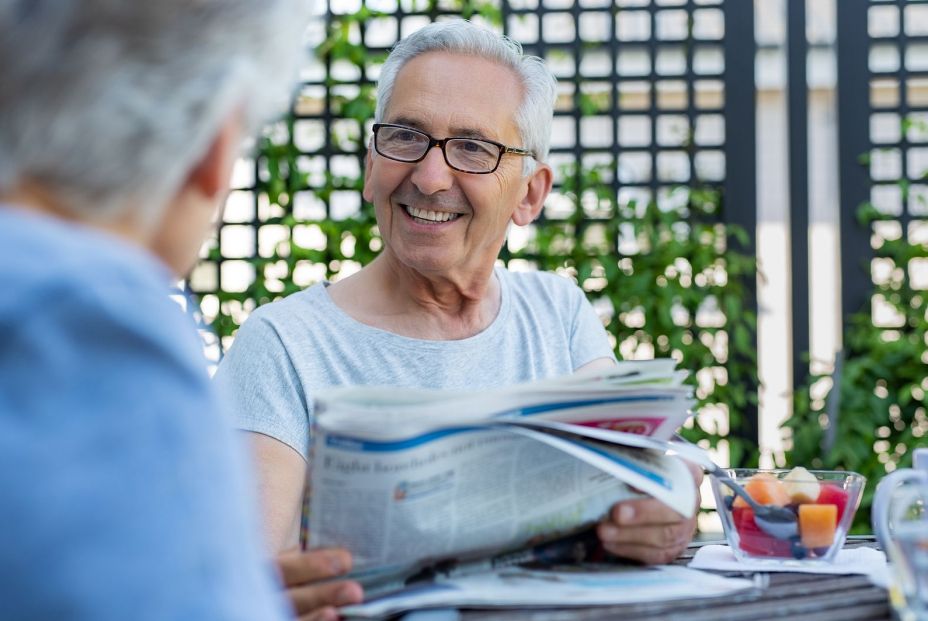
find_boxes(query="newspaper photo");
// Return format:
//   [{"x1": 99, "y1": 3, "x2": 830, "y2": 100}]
[{"x1": 306, "y1": 359, "x2": 702, "y2": 594}]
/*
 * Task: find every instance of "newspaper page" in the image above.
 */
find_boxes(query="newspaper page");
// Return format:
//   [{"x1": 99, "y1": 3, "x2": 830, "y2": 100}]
[
  {"x1": 341, "y1": 564, "x2": 755, "y2": 618},
  {"x1": 309, "y1": 426, "x2": 640, "y2": 586},
  {"x1": 307, "y1": 359, "x2": 700, "y2": 591}
]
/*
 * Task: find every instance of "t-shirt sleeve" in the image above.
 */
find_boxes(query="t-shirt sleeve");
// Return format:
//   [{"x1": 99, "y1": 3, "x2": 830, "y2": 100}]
[
  {"x1": 566, "y1": 281, "x2": 618, "y2": 370},
  {"x1": 214, "y1": 312, "x2": 311, "y2": 460},
  {"x1": 0, "y1": 288, "x2": 290, "y2": 621}
]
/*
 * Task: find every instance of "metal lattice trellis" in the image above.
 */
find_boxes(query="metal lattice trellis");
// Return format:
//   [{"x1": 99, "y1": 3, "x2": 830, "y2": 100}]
[{"x1": 189, "y1": 0, "x2": 759, "y2": 458}]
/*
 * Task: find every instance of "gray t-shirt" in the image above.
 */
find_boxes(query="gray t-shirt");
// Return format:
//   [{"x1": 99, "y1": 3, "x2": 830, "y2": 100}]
[{"x1": 216, "y1": 267, "x2": 616, "y2": 459}]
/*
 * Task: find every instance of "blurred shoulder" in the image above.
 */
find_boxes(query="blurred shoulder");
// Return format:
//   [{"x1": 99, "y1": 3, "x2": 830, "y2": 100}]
[
  {"x1": 0, "y1": 208, "x2": 174, "y2": 313},
  {"x1": 242, "y1": 281, "x2": 330, "y2": 325},
  {"x1": 0, "y1": 207, "x2": 204, "y2": 369},
  {"x1": 497, "y1": 266, "x2": 585, "y2": 301}
]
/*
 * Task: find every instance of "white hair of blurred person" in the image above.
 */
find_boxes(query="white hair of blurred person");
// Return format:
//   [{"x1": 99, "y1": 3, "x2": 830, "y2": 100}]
[
  {"x1": 0, "y1": 0, "x2": 309, "y2": 230},
  {"x1": 374, "y1": 19, "x2": 557, "y2": 176}
]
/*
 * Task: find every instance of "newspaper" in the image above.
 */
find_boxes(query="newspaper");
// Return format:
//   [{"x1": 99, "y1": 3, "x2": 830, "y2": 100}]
[
  {"x1": 307, "y1": 359, "x2": 700, "y2": 596},
  {"x1": 341, "y1": 564, "x2": 756, "y2": 618}
]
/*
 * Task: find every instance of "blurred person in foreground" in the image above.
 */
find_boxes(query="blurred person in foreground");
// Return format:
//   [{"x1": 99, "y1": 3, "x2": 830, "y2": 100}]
[
  {"x1": 0, "y1": 2, "x2": 361, "y2": 619},
  {"x1": 217, "y1": 19, "x2": 703, "y2": 583}
]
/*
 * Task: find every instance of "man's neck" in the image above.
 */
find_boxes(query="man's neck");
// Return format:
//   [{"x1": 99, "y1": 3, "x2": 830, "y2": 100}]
[
  {"x1": 328, "y1": 254, "x2": 502, "y2": 340},
  {"x1": 1, "y1": 183, "x2": 149, "y2": 248}
]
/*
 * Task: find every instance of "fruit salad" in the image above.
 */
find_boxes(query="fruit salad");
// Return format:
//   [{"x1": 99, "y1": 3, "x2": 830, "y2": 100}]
[{"x1": 712, "y1": 468, "x2": 865, "y2": 563}]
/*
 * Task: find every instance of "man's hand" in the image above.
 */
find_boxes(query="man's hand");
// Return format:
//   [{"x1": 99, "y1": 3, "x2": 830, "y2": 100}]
[
  {"x1": 596, "y1": 460, "x2": 704, "y2": 565},
  {"x1": 277, "y1": 548, "x2": 364, "y2": 621}
]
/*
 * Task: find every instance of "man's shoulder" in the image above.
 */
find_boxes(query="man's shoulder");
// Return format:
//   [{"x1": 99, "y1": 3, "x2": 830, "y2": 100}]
[
  {"x1": 0, "y1": 208, "x2": 170, "y2": 322},
  {"x1": 222, "y1": 281, "x2": 338, "y2": 359},
  {"x1": 0, "y1": 210, "x2": 207, "y2": 392},
  {"x1": 248, "y1": 281, "x2": 328, "y2": 323},
  {"x1": 498, "y1": 266, "x2": 584, "y2": 300}
]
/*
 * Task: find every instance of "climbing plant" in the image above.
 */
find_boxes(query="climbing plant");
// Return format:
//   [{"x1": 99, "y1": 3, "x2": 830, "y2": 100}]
[
  {"x1": 510, "y1": 162, "x2": 758, "y2": 465},
  {"x1": 201, "y1": 1, "x2": 760, "y2": 467},
  {"x1": 786, "y1": 121, "x2": 928, "y2": 531}
]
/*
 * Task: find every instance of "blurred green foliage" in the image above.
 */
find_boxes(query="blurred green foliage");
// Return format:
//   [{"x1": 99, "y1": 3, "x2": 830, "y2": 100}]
[
  {"x1": 505, "y1": 162, "x2": 758, "y2": 465},
  {"x1": 786, "y1": 124, "x2": 928, "y2": 532}
]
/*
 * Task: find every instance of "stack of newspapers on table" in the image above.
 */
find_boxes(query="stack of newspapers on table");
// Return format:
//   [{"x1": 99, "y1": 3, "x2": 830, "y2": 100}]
[{"x1": 307, "y1": 358, "x2": 714, "y2": 613}]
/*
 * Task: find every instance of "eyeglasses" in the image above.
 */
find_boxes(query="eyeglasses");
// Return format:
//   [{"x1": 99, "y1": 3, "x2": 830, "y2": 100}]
[{"x1": 372, "y1": 123, "x2": 535, "y2": 174}]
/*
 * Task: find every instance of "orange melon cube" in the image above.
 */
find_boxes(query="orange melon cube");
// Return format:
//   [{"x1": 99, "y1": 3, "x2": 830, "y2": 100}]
[
  {"x1": 798, "y1": 503, "x2": 838, "y2": 548},
  {"x1": 732, "y1": 473, "x2": 791, "y2": 508}
]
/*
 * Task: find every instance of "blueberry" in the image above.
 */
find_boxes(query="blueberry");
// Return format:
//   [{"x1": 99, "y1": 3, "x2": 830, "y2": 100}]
[
  {"x1": 813, "y1": 547, "x2": 830, "y2": 557},
  {"x1": 724, "y1": 495, "x2": 735, "y2": 510},
  {"x1": 790, "y1": 538, "x2": 807, "y2": 560}
]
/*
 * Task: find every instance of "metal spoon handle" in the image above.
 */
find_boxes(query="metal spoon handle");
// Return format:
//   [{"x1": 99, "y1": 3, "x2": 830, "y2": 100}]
[
  {"x1": 665, "y1": 439, "x2": 724, "y2": 472},
  {"x1": 713, "y1": 470, "x2": 764, "y2": 513}
]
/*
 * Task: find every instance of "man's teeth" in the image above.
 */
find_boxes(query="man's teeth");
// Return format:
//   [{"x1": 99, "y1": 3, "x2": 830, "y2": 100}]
[{"x1": 404, "y1": 205, "x2": 460, "y2": 223}]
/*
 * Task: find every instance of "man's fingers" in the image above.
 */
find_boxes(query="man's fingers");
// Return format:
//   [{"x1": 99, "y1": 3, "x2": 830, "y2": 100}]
[
  {"x1": 597, "y1": 519, "x2": 693, "y2": 550},
  {"x1": 595, "y1": 458, "x2": 704, "y2": 566},
  {"x1": 278, "y1": 548, "x2": 353, "y2": 586},
  {"x1": 607, "y1": 498, "x2": 686, "y2": 527},
  {"x1": 597, "y1": 498, "x2": 698, "y2": 565},
  {"x1": 297, "y1": 606, "x2": 339, "y2": 621},
  {"x1": 600, "y1": 541, "x2": 685, "y2": 565},
  {"x1": 684, "y1": 459, "x2": 705, "y2": 485},
  {"x1": 290, "y1": 580, "x2": 363, "y2": 616}
]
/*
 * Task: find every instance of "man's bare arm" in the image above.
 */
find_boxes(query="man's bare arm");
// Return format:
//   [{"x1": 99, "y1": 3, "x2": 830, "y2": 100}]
[
  {"x1": 575, "y1": 356, "x2": 618, "y2": 373},
  {"x1": 246, "y1": 431, "x2": 307, "y2": 552}
]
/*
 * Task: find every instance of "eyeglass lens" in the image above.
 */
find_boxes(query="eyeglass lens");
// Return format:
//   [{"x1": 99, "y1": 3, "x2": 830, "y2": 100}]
[{"x1": 376, "y1": 125, "x2": 501, "y2": 173}]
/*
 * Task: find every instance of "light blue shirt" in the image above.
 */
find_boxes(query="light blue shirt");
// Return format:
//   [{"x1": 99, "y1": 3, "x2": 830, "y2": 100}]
[{"x1": 0, "y1": 207, "x2": 291, "y2": 621}]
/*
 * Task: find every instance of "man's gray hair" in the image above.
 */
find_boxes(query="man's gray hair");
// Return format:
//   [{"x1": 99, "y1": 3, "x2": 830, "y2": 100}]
[
  {"x1": 375, "y1": 20, "x2": 557, "y2": 174},
  {"x1": 0, "y1": 1, "x2": 309, "y2": 226}
]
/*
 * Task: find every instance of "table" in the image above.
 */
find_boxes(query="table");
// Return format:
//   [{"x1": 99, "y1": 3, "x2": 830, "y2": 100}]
[{"x1": 459, "y1": 537, "x2": 891, "y2": 621}]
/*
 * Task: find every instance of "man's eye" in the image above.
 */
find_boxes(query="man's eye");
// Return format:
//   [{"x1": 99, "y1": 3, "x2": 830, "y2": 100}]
[
  {"x1": 455, "y1": 140, "x2": 496, "y2": 155},
  {"x1": 392, "y1": 130, "x2": 420, "y2": 142}
]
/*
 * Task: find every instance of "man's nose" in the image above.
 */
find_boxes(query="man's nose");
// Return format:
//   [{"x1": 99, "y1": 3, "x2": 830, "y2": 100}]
[{"x1": 409, "y1": 144, "x2": 454, "y2": 195}]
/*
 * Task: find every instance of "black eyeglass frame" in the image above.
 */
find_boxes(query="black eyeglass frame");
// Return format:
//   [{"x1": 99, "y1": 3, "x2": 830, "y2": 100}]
[{"x1": 371, "y1": 123, "x2": 536, "y2": 175}]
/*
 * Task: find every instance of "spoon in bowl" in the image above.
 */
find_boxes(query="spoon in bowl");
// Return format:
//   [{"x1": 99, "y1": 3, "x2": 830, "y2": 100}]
[
  {"x1": 657, "y1": 437, "x2": 799, "y2": 540},
  {"x1": 498, "y1": 420, "x2": 799, "y2": 541},
  {"x1": 709, "y1": 468, "x2": 798, "y2": 540}
]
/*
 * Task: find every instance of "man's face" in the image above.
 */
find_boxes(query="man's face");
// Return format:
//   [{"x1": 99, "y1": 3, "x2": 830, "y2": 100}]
[{"x1": 363, "y1": 51, "x2": 542, "y2": 280}]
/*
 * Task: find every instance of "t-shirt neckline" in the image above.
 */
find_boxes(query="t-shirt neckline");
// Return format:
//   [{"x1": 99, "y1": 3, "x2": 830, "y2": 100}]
[{"x1": 315, "y1": 267, "x2": 511, "y2": 349}]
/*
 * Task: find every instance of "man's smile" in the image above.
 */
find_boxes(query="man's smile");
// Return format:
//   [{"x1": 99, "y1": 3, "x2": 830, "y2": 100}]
[{"x1": 400, "y1": 203, "x2": 464, "y2": 225}]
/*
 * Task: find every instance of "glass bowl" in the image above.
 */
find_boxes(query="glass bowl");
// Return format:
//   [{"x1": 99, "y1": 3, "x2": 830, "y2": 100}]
[{"x1": 711, "y1": 468, "x2": 866, "y2": 565}]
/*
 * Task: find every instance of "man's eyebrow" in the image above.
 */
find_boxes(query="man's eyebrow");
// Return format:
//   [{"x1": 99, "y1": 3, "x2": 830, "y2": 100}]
[
  {"x1": 386, "y1": 117, "x2": 426, "y2": 130},
  {"x1": 385, "y1": 117, "x2": 495, "y2": 141},
  {"x1": 448, "y1": 126, "x2": 494, "y2": 140}
]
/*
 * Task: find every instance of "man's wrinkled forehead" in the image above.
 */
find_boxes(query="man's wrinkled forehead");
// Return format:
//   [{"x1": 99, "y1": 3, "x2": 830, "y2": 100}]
[
  {"x1": 383, "y1": 113, "x2": 504, "y2": 142},
  {"x1": 381, "y1": 51, "x2": 523, "y2": 141}
]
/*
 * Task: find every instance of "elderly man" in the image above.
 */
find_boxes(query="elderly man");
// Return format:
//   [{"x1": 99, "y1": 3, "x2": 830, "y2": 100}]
[
  {"x1": 217, "y1": 19, "x2": 701, "y2": 600},
  {"x1": 0, "y1": 2, "x2": 361, "y2": 620}
]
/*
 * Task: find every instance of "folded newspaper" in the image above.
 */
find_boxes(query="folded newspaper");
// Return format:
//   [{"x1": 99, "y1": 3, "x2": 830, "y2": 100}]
[
  {"x1": 341, "y1": 564, "x2": 755, "y2": 618},
  {"x1": 307, "y1": 358, "x2": 700, "y2": 597}
]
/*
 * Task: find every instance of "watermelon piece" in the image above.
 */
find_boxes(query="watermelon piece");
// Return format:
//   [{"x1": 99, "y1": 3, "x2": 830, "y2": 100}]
[
  {"x1": 816, "y1": 483, "x2": 849, "y2": 523},
  {"x1": 798, "y1": 503, "x2": 838, "y2": 549},
  {"x1": 732, "y1": 507, "x2": 792, "y2": 557}
]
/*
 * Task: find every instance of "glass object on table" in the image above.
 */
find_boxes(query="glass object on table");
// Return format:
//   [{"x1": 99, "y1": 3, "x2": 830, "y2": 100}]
[
  {"x1": 711, "y1": 468, "x2": 865, "y2": 566},
  {"x1": 873, "y1": 448, "x2": 928, "y2": 621}
]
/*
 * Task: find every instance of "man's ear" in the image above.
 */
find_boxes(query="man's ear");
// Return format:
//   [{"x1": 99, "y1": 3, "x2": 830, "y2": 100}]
[
  {"x1": 511, "y1": 163, "x2": 553, "y2": 226},
  {"x1": 185, "y1": 114, "x2": 241, "y2": 201}
]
